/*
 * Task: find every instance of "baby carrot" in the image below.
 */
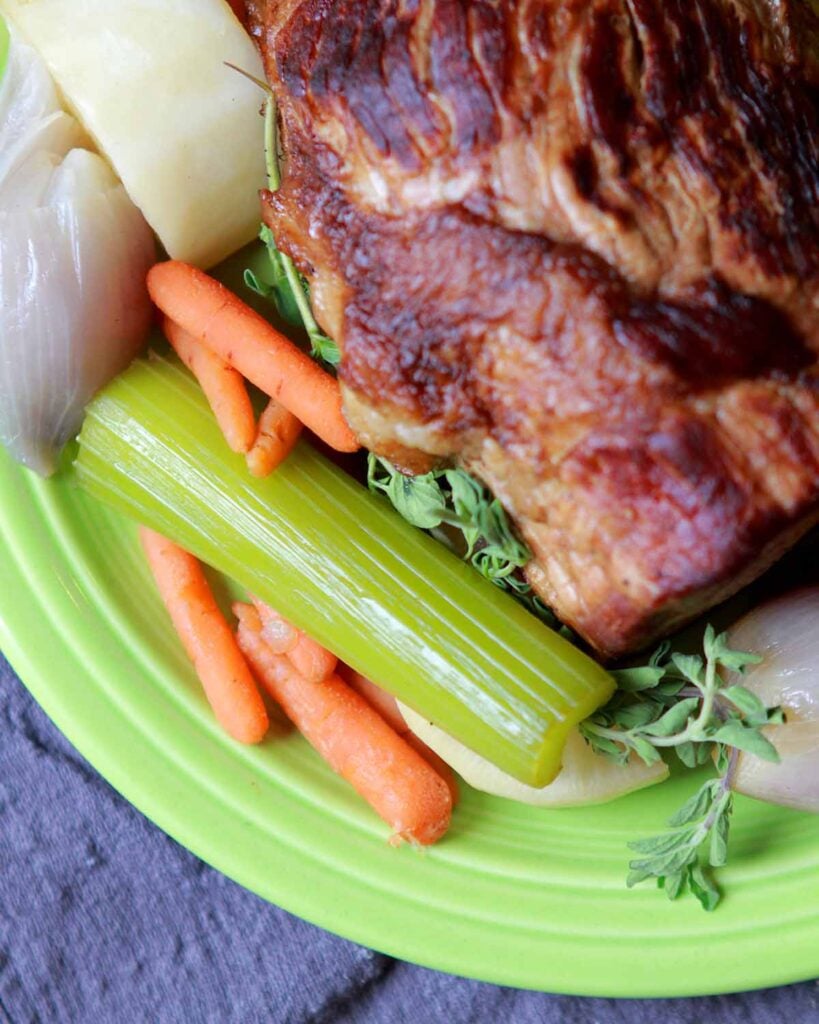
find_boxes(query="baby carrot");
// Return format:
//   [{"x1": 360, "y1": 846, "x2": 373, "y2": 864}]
[
  {"x1": 246, "y1": 399, "x2": 303, "y2": 478},
  {"x1": 235, "y1": 604, "x2": 452, "y2": 844},
  {"x1": 140, "y1": 528, "x2": 268, "y2": 744},
  {"x1": 163, "y1": 317, "x2": 256, "y2": 454},
  {"x1": 403, "y1": 732, "x2": 460, "y2": 806},
  {"x1": 340, "y1": 666, "x2": 459, "y2": 805},
  {"x1": 252, "y1": 598, "x2": 337, "y2": 682},
  {"x1": 339, "y1": 666, "x2": 408, "y2": 732},
  {"x1": 146, "y1": 261, "x2": 358, "y2": 452}
]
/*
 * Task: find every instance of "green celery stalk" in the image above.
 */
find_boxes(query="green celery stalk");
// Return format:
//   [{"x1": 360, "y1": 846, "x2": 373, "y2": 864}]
[{"x1": 75, "y1": 353, "x2": 614, "y2": 786}]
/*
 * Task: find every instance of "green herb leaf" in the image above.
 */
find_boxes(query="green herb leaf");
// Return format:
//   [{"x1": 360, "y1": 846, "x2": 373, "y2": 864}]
[
  {"x1": 670, "y1": 653, "x2": 705, "y2": 686},
  {"x1": 631, "y1": 737, "x2": 664, "y2": 766},
  {"x1": 721, "y1": 685, "x2": 768, "y2": 724},
  {"x1": 668, "y1": 784, "x2": 715, "y2": 827},
  {"x1": 714, "y1": 744, "x2": 731, "y2": 774},
  {"x1": 689, "y1": 862, "x2": 721, "y2": 912},
  {"x1": 251, "y1": 226, "x2": 304, "y2": 326},
  {"x1": 663, "y1": 870, "x2": 687, "y2": 901},
  {"x1": 367, "y1": 456, "x2": 543, "y2": 617},
  {"x1": 583, "y1": 734, "x2": 628, "y2": 762},
  {"x1": 613, "y1": 703, "x2": 664, "y2": 730},
  {"x1": 641, "y1": 697, "x2": 700, "y2": 737},
  {"x1": 626, "y1": 775, "x2": 731, "y2": 911},
  {"x1": 704, "y1": 627, "x2": 762, "y2": 673},
  {"x1": 611, "y1": 665, "x2": 666, "y2": 692},
  {"x1": 386, "y1": 471, "x2": 447, "y2": 530},
  {"x1": 247, "y1": 110, "x2": 341, "y2": 373},
  {"x1": 709, "y1": 803, "x2": 732, "y2": 867},
  {"x1": 674, "y1": 741, "x2": 698, "y2": 768},
  {"x1": 626, "y1": 868, "x2": 652, "y2": 889},
  {"x1": 713, "y1": 720, "x2": 780, "y2": 762},
  {"x1": 583, "y1": 625, "x2": 780, "y2": 911}
]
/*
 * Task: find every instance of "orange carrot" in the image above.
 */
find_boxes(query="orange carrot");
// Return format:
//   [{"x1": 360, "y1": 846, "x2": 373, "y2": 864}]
[
  {"x1": 140, "y1": 528, "x2": 268, "y2": 744},
  {"x1": 339, "y1": 666, "x2": 407, "y2": 732},
  {"x1": 340, "y1": 666, "x2": 459, "y2": 805},
  {"x1": 163, "y1": 317, "x2": 256, "y2": 454},
  {"x1": 252, "y1": 598, "x2": 338, "y2": 683},
  {"x1": 147, "y1": 261, "x2": 358, "y2": 452},
  {"x1": 403, "y1": 733, "x2": 460, "y2": 806},
  {"x1": 235, "y1": 604, "x2": 452, "y2": 844},
  {"x1": 246, "y1": 399, "x2": 303, "y2": 478}
]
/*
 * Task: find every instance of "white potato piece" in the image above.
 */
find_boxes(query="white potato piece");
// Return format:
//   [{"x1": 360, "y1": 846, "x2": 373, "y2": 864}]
[
  {"x1": 0, "y1": 0, "x2": 266, "y2": 267},
  {"x1": 728, "y1": 588, "x2": 819, "y2": 813},
  {"x1": 399, "y1": 703, "x2": 669, "y2": 807}
]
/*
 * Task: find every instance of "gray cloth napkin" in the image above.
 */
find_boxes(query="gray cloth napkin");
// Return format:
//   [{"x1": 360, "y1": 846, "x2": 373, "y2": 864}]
[{"x1": 1, "y1": 654, "x2": 817, "y2": 1024}]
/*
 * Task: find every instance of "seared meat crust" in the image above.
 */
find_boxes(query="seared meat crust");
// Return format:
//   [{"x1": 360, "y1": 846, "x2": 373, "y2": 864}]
[{"x1": 246, "y1": 0, "x2": 819, "y2": 657}]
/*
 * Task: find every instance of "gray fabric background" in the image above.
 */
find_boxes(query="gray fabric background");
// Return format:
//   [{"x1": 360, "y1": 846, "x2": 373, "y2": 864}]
[{"x1": 1, "y1": 653, "x2": 817, "y2": 1024}]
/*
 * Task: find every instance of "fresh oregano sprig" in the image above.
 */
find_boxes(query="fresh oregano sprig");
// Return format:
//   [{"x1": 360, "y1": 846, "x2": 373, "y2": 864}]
[
  {"x1": 244, "y1": 97, "x2": 340, "y2": 369},
  {"x1": 580, "y1": 626, "x2": 784, "y2": 909},
  {"x1": 626, "y1": 757, "x2": 736, "y2": 911},
  {"x1": 366, "y1": 454, "x2": 562, "y2": 627},
  {"x1": 366, "y1": 454, "x2": 526, "y2": 566}
]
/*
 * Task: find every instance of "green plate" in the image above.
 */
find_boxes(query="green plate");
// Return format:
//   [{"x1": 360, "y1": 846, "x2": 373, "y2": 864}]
[{"x1": 1, "y1": 448, "x2": 818, "y2": 996}]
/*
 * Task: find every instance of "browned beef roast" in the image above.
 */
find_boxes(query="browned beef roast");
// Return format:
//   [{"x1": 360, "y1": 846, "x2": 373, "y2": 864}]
[{"x1": 244, "y1": 0, "x2": 819, "y2": 658}]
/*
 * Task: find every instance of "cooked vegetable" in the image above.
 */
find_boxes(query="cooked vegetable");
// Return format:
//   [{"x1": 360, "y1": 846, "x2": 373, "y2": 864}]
[
  {"x1": 252, "y1": 599, "x2": 337, "y2": 683},
  {"x1": 340, "y1": 667, "x2": 409, "y2": 734},
  {"x1": 75, "y1": 352, "x2": 615, "y2": 786},
  {"x1": 400, "y1": 706, "x2": 668, "y2": 807},
  {"x1": 139, "y1": 527, "x2": 269, "y2": 744},
  {"x1": 400, "y1": 733, "x2": 460, "y2": 806},
  {"x1": 0, "y1": 0, "x2": 265, "y2": 267},
  {"x1": 337, "y1": 668, "x2": 459, "y2": 804},
  {"x1": 582, "y1": 627, "x2": 784, "y2": 909},
  {"x1": 0, "y1": 27, "x2": 154, "y2": 475},
  {"x1": 728, "y1": 588, "x2": 819, "y2": 813},
  {"x1": 235, "y1": 603, "x2": 452, "y2": 845},
  {"x1": 246, "y1": 399, "x2": 303, "y2": 478},
  {"x1": 147, "y1": 261, "x2": 358, "y2": 453},
  {"x1": 0, "y1": 21, "x2": 83, "y2": 202},
  {"x1": 164, "y1": 318, "x2": 256, "y2": 455}
]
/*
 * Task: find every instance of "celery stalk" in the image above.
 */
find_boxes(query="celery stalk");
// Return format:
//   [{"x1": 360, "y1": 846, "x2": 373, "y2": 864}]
[{"x1": 75, "y1": 353, "x2": 615, "y2": 785}]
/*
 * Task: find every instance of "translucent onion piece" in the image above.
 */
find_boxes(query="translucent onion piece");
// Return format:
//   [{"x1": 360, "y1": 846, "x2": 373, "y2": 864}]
[
  {"x1": 399, "y1": 703, "x2": 669, "y2": 807},
  {"x1": 1, "y1": 147, "x2": 60, "y2": 208},
  {"x1": 0, "y1": 27, "x2": 84, "y2": 194},
  {"x1": 0, "y1": 29, "x2": 155, "y2": 475},
  {"x1": 729, "y1": 588, "x2": 819, "y2": 813}
]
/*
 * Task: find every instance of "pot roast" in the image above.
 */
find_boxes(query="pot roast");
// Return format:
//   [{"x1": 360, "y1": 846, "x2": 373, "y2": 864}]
[{"x1": 244, "y1": 0, "x2": 818, "y2": 657}]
